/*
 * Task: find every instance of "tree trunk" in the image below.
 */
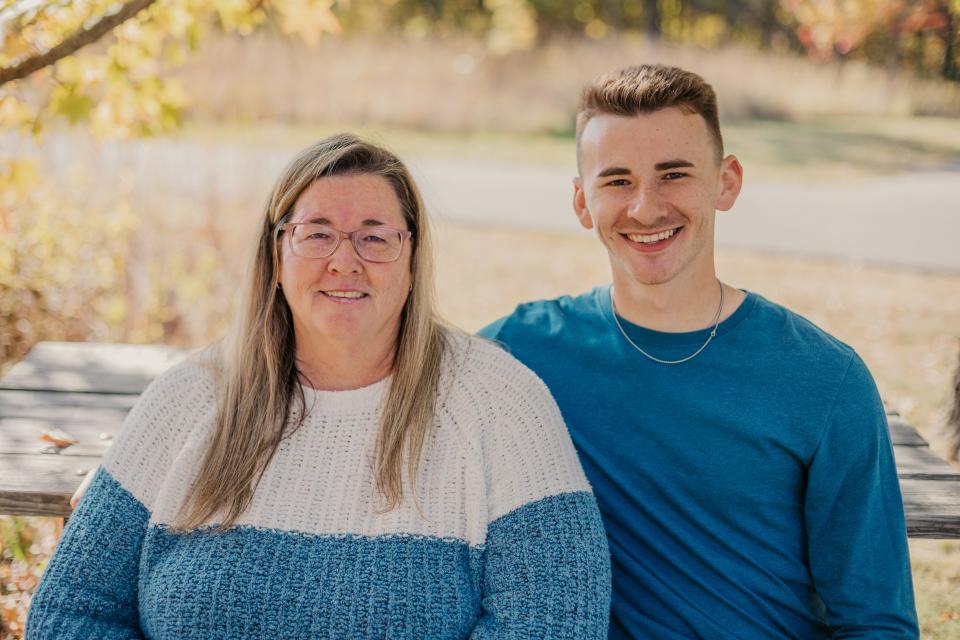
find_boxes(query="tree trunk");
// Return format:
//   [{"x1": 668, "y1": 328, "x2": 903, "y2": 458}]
[
  {"x1": 645, "y1": 0, "x2": 661, "y2": 37},
  {"x1": 605, "y1": 0, "x2": 625, "y2": 31},
  {"x1": 760, "y1": 0, "x2": 779, "y2": 48},
  {"x1": 942, "y1": 4, "x2": 958, "y2": 81}
]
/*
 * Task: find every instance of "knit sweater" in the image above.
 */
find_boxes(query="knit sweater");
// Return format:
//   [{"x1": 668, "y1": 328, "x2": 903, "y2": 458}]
[{"x1": 26, "y1": 332, "x2": 610, "y2": 640}]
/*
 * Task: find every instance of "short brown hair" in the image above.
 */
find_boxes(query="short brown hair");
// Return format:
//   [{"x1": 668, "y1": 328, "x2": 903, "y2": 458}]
[{"x1": 576, "y1": 64, "x2": 724, "y2": 162}]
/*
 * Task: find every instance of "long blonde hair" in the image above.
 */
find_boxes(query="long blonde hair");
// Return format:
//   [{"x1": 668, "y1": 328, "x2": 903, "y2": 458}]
[{"x1": 177, "y1": 134, "x2": 447, "y2": 530}]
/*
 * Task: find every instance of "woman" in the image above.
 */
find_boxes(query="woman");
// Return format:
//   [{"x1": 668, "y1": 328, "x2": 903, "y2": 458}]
[{"x1": 27, "y1": 134, "x2": 610, "y2": 639}]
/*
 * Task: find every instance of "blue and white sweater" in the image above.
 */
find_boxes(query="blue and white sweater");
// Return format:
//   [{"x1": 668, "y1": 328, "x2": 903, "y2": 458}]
[{"x1": 27, "y1": 332, "x2": 610, "y2": 639}]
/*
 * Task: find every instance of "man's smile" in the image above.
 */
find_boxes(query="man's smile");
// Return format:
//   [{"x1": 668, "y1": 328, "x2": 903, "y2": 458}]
[{"x1": 621, "y1": 225, "x2": 684, "y2": 252}]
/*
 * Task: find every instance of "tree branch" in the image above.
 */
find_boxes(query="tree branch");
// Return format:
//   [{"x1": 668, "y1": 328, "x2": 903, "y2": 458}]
[{"x1": 0, "y1": 0, "x2": 156, "y2": 88}]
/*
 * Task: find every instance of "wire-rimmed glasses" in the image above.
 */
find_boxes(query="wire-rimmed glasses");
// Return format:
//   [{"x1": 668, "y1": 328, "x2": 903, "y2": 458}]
[{"x1": 274, "y1": 220, "x2": 412, "y2": 263}]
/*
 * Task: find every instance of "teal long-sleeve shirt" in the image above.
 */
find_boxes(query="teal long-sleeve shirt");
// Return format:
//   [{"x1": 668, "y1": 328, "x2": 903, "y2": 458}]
[{"x1": 480, "y1": 287, "x2": 918, "y2": 639}]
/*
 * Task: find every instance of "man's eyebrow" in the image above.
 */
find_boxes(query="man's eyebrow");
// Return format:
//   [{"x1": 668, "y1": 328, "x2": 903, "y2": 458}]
[
  {"x1": 596, "y1": 167, "x2": 631, "y2": 178},
  {"x1": 654, "y1": 160, "x2": 696, "y2": 171}
]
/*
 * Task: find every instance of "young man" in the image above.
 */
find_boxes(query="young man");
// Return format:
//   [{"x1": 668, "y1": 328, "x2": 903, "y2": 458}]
[{"x1": 480, "y1": 65, "x2": 918, "y2": 639}]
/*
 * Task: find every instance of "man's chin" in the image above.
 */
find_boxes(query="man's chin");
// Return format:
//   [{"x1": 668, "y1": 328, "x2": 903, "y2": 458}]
[
  {"x1": 606, "y1": 255, "x2": 676, "y2": 288},
  {"x1": 614, "y1": 267, "x2": 677, "y2": 288}
]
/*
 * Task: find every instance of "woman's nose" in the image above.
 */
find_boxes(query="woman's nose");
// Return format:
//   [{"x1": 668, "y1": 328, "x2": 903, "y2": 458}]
[{"x1": 326, "y1": 236, "x2": 363, "y2": 274}]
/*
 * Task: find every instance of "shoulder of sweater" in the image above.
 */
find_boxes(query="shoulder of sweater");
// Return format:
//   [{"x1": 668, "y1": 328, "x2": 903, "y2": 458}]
[
  {"x1": 438, "y1": 331, "x2": 589, "y2": 512},
  {"x1": 437, "y1": 330, "x2": 569, "y2": 454},
  {"x1": 154, "y1": 346, "x2": 219, "y2": 388},
  {"x1": 443, "y1": 328, "x2": 552, "y2": 397},
  {"x1": 105, "y1": 349, "x2": 219, "y2": 466},
  {"x1": 99, "y1": 351, "x2": 219, "y2": 509},
  {"x1": 146, "y1": 347, "x2": 220, "y2": 397}
]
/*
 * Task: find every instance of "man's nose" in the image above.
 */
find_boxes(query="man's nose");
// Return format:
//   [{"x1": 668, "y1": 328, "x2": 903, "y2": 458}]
[
  {"x1": 626, "y1": 183, "x2": 665, "y2": 223},
  {"x1": 326, "y1": 236, "x2": 363, "y2": 274}
]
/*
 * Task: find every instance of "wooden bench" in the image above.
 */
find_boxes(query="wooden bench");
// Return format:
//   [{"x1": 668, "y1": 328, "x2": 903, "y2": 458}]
[{"x1": 2, "y1": 341, "x2": 959, "y2": 538}]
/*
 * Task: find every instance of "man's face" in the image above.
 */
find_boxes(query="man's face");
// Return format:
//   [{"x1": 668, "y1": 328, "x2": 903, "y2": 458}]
[{"x1": 574, "y1": 108, "x2": 742, "y2": 289}]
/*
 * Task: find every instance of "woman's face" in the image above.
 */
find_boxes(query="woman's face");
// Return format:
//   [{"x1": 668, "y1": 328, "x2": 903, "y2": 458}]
[{"x1": 278, "y1": 173, "x2": 413, "y2": 352}]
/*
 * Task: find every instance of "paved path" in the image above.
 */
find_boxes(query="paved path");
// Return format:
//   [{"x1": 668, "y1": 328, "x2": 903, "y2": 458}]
[
  {"x1": 413, "y1": 159, "x2": 960, "y2": 273},
  {"x1": 9, "y1": 135, "x2": 958, "y2": 272}
]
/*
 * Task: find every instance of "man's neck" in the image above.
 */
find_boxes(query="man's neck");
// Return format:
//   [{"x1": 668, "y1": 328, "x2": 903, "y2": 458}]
[{"x1": 612, "y1": 271, "x2": 744, "y2": 333}]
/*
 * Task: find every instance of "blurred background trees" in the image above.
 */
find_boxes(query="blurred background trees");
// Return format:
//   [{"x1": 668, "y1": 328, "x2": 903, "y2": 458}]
[{"x1": 1, "y1": 0, "x2": 958, "y2": 118}]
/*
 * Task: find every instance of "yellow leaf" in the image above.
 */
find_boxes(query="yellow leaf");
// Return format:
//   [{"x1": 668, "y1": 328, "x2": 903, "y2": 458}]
[{"x1": 50, "y1": 84, "x2": 94, "y2": 124}]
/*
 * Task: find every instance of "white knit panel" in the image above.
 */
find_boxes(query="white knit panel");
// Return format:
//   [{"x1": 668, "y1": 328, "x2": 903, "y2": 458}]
[
  {"x1": 104, "y1": 332, "x2": 590, "y2": 547},
  {"x1": 442, "y1": 335, "x2": 592, "y2": 524},
  {"x1": 228, "y1": 384, "x2": 488, "y2": 545},
  {"x1": 103, "y1": 358, "x2": 218, "y2": 513}
]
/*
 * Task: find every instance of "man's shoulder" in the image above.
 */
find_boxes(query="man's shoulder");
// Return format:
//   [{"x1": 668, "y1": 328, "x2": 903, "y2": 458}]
[
  {"x1": 478, "y1": 286, "x2": 607, "y2": 344},
  {"x1": 749, "y1": 292, "x2": 857, "y2": 363}
]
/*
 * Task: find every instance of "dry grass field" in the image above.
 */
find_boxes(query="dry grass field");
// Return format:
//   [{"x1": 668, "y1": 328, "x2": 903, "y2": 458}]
[{"x1": 173, "y1": 34, "x2": 960, "y2": 131}]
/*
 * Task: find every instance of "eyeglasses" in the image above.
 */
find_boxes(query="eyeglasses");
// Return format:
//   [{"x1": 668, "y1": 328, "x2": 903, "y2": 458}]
[{"x1": 274, "y1": 221, "x2": 412, "y2": 263}]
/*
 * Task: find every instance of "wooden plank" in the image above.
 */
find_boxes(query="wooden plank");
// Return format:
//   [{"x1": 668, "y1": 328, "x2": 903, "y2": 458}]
[
  {"x1": 1, "y1": 342, "x2": 186, "y2": 394},
  {"x1": 0, "y1": 388, "x2": 136, "y2": 413},
  {"x1": 893, "y1": 445, "x2": 960, "y2": 481},
  {"x1": 0, "y1": 453, "x2": 97, "y2": 516},
  {"x1": 888, "y1": 417, "x2": 929, "y2": 447},
  {"x1": 0, "y1": 490, "x2": 72, "y2": 517},
  {"x1": 0, "y1": 390, "x2": 132, "y2": 459},
  {"x1": 0, "y1": 453, "x2": 99, "y2": 491},
  {"x1": 901, "y1": 478, "x2": 960, "y2": 538},
  {"x1": 0, "y1": 417, "x2": 117, "y2": 456}
]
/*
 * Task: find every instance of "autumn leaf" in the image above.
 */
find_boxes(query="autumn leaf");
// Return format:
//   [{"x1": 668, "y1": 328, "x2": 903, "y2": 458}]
[
  {"x1": 49, "y1": 82, "x2": 94, "y2": 124},
  {"x1": 39, "y1": 428, "x2": 78, "y2": 449}
]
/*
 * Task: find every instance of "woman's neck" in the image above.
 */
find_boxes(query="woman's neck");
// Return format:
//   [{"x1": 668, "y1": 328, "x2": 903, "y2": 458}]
[{"x1": 295, "y1": 337, "x2": 396, "y2": 391}]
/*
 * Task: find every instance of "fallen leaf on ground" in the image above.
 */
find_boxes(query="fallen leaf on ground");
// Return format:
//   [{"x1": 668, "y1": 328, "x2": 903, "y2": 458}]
[{"x1": 39, "y1": 429, "x2": 77, "y2": 449}]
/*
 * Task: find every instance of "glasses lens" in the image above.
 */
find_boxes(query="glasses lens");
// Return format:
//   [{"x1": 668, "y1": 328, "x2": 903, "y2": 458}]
[
  {"x1": 291, "y1": 224, "x2": 338, "y2": 258},
  {"x1": 354, "y1": 228, "x2": 403, "y2": 262}
]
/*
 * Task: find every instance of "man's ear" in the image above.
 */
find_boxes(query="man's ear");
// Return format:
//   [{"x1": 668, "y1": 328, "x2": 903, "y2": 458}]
[
  {"x1": 716, "y1": 155, "x2": 743, "y2": 212},
  {"x1": 573, "y1": 176, "x2": 594, "y2": 230}
]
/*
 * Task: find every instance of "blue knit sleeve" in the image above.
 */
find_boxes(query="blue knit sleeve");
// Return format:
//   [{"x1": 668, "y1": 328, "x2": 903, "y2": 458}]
[
  {"x1": 26, "y1": 467, "x2": 148, "y2": 640},
  {"x1": 804, "y1": 354, "x2": 919, "y2": 637},
  {"x1": 470, "y1": 492, "x2": 611, "y2": 639}
]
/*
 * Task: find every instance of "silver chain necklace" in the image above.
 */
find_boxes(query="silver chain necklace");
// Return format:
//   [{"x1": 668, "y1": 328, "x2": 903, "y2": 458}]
[{"x1": 610, "y1": 281, "x2": 724, "y2": 365}]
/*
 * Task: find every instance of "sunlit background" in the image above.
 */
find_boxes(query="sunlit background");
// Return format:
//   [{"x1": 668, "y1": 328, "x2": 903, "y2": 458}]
[{"x1": 1, "y1": 0, "x2": 959, "y2": 637}]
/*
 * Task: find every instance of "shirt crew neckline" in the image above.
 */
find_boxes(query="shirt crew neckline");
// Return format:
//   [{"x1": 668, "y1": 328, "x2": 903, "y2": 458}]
[
  {"x1": 597, "y1": 284, "x2": 758, "y2": 347},
  {"x1": 299, "y1": 375, "x2": 390, "y2": 413}
]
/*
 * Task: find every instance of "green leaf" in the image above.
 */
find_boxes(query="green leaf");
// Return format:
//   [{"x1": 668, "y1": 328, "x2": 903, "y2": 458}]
[{"x1": 50, "y1": 84, "x2": 94, "y2": 124}]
